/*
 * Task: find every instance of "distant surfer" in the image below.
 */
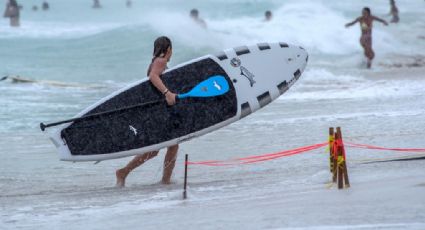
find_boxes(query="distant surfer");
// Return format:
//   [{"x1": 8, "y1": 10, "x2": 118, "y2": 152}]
[
  {"x1": 190, "y1": 9, "x2": 207, "y2": 28},
  {"x1": 345, "y1": 7, "x2": 388, "y2": 68},
  {"x1": 264, "y1": 10, "x2": 272, "y2": 22},
  {"x1": 389, "y1": 0, "x2": 399, "y2": 23},
  {"x1": 92, "y1": 0, "x2": 101, "y2": 9},
  {"x1": 116, "y1": 36, "x2": 179, "y2": 187},
  {"x1": 3, "y1": 0, "x2": 20, "y2": 27}
]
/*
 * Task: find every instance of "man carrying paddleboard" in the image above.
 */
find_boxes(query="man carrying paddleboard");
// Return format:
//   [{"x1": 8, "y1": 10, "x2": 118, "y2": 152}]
[{"x1": 116, "y1": 36, "x2": 179, "y2": 187}]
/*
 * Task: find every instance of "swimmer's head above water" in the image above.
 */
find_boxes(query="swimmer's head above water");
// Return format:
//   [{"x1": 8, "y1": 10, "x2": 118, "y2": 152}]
[
  {"x1": 265, "y1": 10, "x2": 272, "y2": 21},
  {"x1": 190, "y1": 9, "x2": 199, "y2": 20}
]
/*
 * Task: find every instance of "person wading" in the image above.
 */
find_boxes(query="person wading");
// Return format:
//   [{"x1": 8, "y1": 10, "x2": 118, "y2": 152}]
[
  {"x1": 345, "y1": 7, "x2": 388, "y2": 68},
  {"x1": 389, "y1": 0, "x2": 399, "y2": 23},
  {"x1": 3, "y1": 0, "x2": 20, "y2": 27},
  {"x1": 116, "y1": 36, "x2": 179, "y2": 187}
]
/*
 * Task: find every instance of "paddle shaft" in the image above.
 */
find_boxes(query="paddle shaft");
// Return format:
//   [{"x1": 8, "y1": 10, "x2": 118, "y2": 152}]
[
  {"x1": 40, "y1": 75, "x2": 230, "y2": 131},
  {"x1": 40, "y1": 99, "x2": 164, "y2": 131}
]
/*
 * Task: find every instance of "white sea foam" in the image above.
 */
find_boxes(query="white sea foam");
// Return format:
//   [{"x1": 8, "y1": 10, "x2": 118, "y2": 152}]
[
  {"x1": 143, "y1": 0, "x2": 416, "y2": 56},
  {"x1": 0, "y1": 21, "x2": 122, "y2": 39},
  {"x1": 281, "y1": 68, "x2": 425, "y2": 101}
]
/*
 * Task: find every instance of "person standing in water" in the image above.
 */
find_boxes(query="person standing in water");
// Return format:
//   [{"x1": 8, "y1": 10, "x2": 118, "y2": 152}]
[
  {"x1": 42, "y1": 1, "x2": 50, "y2": 11},
  {"x1": 264, "y1": 10, "x2": 272, "y2": 22},
  {"x1": 345, "y1": 7, "x2": 388, "y2": 69},
  {"x1": 126, "y1": 0, "x2": 132, "y2": 8},
  {"x1": 389, "y1": 0, "x2": 399, "y2": 23},
  {"x1": 116, "y1": 36, "x2": 179, "y2": 187},
  {"x1": 3, "y1": 0, "x2": 20, "y2": 27},
  {"x1": 190, "y1": 9, "x2": 207, "y2": 28},
  {"x1": 92, "y1": 0, "x2": 101, "y2": 9}
]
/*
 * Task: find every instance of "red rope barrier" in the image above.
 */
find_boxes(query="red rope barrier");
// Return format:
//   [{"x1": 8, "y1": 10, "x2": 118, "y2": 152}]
[
  {"x1": 186, "y1": 139, "x2": 425, "y2": 167},
  {"x1": 346, "y1": 142, "x2": 425, "y2": 153},
  {"x1": 187, "y1": 142, "x2": 328, "y2": 166}
]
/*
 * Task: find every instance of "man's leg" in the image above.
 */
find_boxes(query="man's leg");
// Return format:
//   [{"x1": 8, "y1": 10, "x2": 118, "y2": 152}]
[
  {"x1": 116, "y1": 151, "x2": 159, "y2": 187},
  {"x1": 162, "y1": 145, "x2": 179, "y2": 184}
]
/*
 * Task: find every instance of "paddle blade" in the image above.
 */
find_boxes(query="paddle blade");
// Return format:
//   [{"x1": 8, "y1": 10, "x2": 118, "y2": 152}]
[{"x1": 178, "y1": 75, "x2": 229, "y2": 99}]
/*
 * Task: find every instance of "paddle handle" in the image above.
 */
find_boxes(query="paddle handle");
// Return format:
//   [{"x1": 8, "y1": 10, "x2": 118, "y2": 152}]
[{"x1": 177, "y1": 94, "x2": 188, "y2": 99}]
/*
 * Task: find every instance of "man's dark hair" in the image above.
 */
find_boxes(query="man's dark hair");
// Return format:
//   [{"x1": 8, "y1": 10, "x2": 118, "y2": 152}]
[
  {"x1": 147, "y1": 36, "x2": 172, "y2": 76},
  {"x1": 265, "y1": 10, "x2": 272, "y2": 17},
  {"x1": 190, "y1": 9, "x2": 199, "y2": 17},
  {"x1": 363, "y1": 7, "x2": 371, "y2": 15}
]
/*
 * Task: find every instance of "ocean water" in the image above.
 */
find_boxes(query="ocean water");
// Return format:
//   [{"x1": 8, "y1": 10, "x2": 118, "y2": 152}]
[{"x1": 1, "y1": 0, "x2": 425, "y2": 229}]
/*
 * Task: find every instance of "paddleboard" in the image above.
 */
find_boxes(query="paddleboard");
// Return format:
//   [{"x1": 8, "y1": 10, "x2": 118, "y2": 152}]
[{"x1": 49, "y1": 42, "x2": 308, "y2": 162}]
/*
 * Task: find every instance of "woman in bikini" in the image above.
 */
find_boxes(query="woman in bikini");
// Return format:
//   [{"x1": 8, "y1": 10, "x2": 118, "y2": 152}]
[
  {"x1": 116, "y1": 36, "x2": 179, "y2": 187},
  {"x1": 345, "y1": 7, "x2": 388, "y2": 68}
]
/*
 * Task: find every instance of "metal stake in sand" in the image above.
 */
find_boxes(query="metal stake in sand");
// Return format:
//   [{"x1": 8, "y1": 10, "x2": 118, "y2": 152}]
[{"x1": 183, "y1": 154, "x2": 189, "y2": 199}]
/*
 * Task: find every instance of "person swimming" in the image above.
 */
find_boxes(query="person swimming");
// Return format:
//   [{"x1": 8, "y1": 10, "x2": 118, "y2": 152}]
[
  {"x1": 264, "y1": 10, "x2": 272, "y2": 22},
  {"x1": 389, "y1": 0, "x2": 399, "y2": 23},
  {"x1": 190, "y1": 9, "x2": 207, "y2": 28},
  {"x1": 345, "y1": 7, "x2": 388, "y2": 69}
]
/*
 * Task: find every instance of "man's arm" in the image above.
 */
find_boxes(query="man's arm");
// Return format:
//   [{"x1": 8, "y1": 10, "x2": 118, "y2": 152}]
[
  {"x1": 149, "y1": 58, "x2": 176, "y2": 105},
  {"x1": 345, "y1": 17, "x2": 360, "y2": 28},
  {"x1": 149, "y1": 59, "x2": 168, "y2": 94}
]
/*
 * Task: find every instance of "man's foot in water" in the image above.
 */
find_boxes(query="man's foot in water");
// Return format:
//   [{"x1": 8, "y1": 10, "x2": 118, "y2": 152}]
[
  {"x1": 161, "y1": 181, "x2": 171, "y2": 185},
  {"x1": 161, "y1": 178, "x2": 173, "y2": 185},
  {"x1": 367, "y1": 59, "x2": 372, "y2": 69},
  {"x1": 115, "y1": 168, "x2": 128, "y2": 187}
]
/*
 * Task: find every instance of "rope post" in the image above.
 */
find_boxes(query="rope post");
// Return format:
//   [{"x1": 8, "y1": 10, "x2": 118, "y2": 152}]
[
  {"x1": 337, "y1": 127, "x2": 350, "y2": 188},
  {"x1": 336, "y1": 127, "x2": 350, "y2": 189},
  {"x1": 332, "y1": 129, "x2": 338, "y2": 183},
  {"x1": 183, "y1": 154, "x2": 188, "y2": 199},
  {"x1": 329, "y1": 127, "x2": 335, "y2": 174}
]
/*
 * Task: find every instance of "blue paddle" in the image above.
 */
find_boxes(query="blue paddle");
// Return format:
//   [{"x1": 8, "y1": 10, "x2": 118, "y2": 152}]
[
  {"x1": 40, "y1": 75, "x2": 230, "y2": 131},
  {"x1": 178, "y1": 75, "x2": 229, "y2": 99}
]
